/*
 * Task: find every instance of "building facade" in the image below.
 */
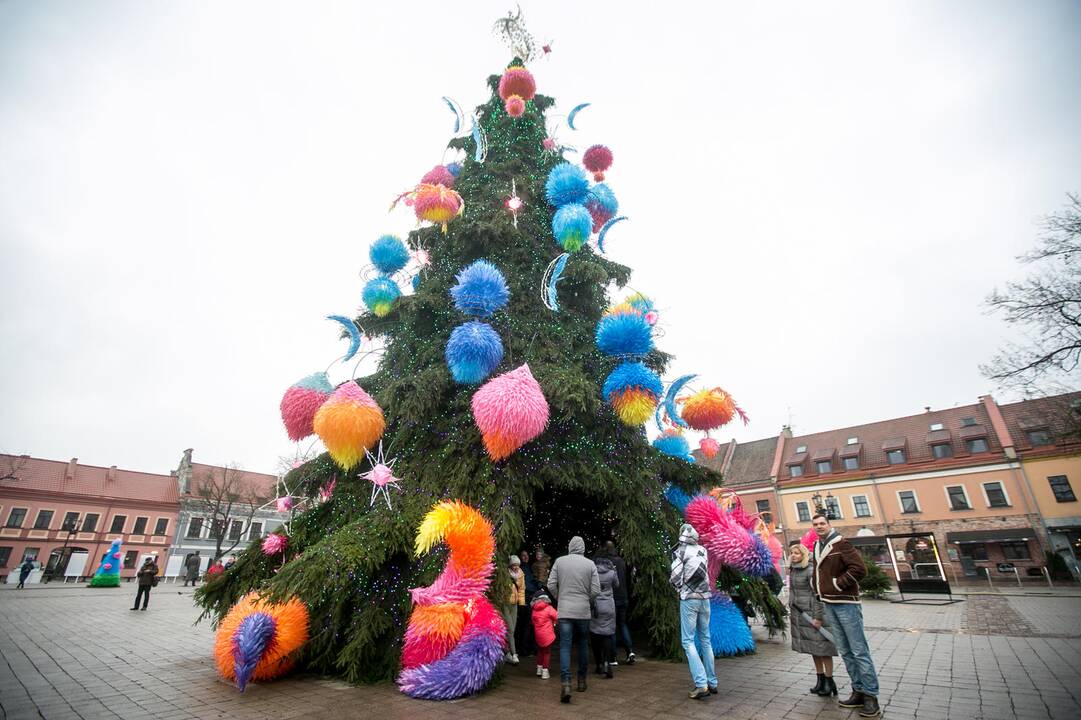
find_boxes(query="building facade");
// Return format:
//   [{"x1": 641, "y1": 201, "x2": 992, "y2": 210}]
[{"x1": 693, "y1": 391, "x2": 1081, "y2": 584}]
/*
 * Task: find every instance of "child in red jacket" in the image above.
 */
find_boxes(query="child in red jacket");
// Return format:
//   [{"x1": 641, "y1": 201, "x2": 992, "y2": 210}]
[{"x1": 531, "y1": 589, "x2": 559, "y2": 679}]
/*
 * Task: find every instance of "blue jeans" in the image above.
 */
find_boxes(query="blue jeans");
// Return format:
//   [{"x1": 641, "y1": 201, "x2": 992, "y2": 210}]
[
  {"x1": 680, "y1": 598, "x2": 716, "y2": 689},
  {"x1": 558, "y1": 618, "x2": 591, "y2": 682},
  {"x1": 823, "y1": 603, "x2": 879, "y2": 697},
  {"x1": 615, "y1": 602, "x2": 634, "y2": 654}
]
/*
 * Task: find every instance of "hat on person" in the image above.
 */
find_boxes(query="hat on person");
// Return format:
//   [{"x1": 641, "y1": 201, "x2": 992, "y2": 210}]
[{"x1": 509, "y1": 555, "x2": 521, "y2": 566}]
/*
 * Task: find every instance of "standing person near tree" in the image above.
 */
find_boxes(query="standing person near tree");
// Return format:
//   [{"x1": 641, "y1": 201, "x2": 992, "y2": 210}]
[
  {"x1": 131, "y1": 557, "x2": 159, "y2": 611},
  {"x1": 547, "y1": 536, "x2": 600, "y2": 704},
  {"x1": 670, "y1": 523, "x2": 716, "y2": 700},
  {"x1": 788, "y1": 543, "x2": 838, "y2": 697},
  {"x1": 183, "y1": 551, "x2": 201, "y2": 587},
  {"x1": 531, "y1": 588, "x2": 559, "y2": 680},
  {"x1": 502, "y1": 555, "x2": 525, "y2": 665},
  {"x1": 811, "y1": 513, "x2": 881, "y2": 718},
  {"x1": 532, "y1": 547, "x2": 551, "y2": 587},
  {"x1": 589, "y1": 554, "x2": 619, "y2": 679},
  {"x1": 517, "y1": 550, "x2": 538, "y2": 657},
  {"x1": 599, "y1": 540, "x2": 636, "y2": 665}
]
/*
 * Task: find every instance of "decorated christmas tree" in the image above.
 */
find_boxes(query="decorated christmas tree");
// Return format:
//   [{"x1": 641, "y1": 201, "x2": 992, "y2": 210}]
[
  {"x1": 89, "y1": 538, "x2": 123, "y2": 588},
  {"x1": 198, "y1": 19, "x2": 784, "y2": 687}
]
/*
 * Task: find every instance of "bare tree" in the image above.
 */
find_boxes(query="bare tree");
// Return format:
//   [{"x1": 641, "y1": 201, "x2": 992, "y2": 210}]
[
  {"x1": 191, "y1": 464, "x2": 270, "y2": 560},
  {"x1": 0, "y1": 454, "x2": 28, "y2": 483},
  {"x1": 983, "y1": 194, "x2": 1081, "y2": 393}
]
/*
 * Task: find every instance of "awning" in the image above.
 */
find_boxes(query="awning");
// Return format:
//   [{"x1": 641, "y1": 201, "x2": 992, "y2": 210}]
[
  {"x1": 958, "y1": 424, "x2": 988, "y2": 440},
  {"x1": 839, "y1": 443, "x2": 862, "y2": 458},
  {"x1": 945, "y1": 528, "x2": 1035, "y2": 544},
  {"x1": 926, "y1": 429, "x2": 952, "y2": 444},
  {"x1": 786, "y1": 452, "x2": 807, "y2": 466},
  {"x1": 882, "y1": 437, "x2": 906, "y2": 451}
]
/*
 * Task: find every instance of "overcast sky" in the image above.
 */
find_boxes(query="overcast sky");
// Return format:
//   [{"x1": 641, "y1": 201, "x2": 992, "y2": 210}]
[{"x1": 1, "y1": 1, "x2": 1079, "y2": 475}]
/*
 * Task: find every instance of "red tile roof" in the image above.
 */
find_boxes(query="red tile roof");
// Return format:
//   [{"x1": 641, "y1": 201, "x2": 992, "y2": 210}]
[
  {"x1": 1, "y1": 454, "x2": 178, "y2": 504},
  {"x1": 998, "y1": 392, "x2": 1081, "y2": 456},
  {"x1": 693, "y1": 436, "x2": 778, "y2": 488}
]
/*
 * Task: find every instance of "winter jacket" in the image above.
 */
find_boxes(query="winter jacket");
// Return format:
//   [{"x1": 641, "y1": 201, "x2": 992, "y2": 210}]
[
  {"x1": 532, "y1": 555, "x2": 551, "y2": 585},
  {"x1": 598, "y1": 550, "x2": 630, "y2": 605},
  {"x1": 531, "y1": 598, "x2": 559, "y2": 647},
  {"x1": 507, "y1": 568, "x2": 526, "y2": 605},
  {"x1": 670, "y1": 524, "x2": 710, "y2": 600},
  {"x1": 522, "y1": 563, "x2": 539, "y2": 597},
  {"x1": 136, "y1": 562, "x2": 159, "y2": 587},
  {"x1": 589, "y1": 557, "x2": 619, "y2": 635},
  {"x1": 18, "y1": 561, "x2": 34, "y2": 580},
  {"x1": 547, "y1": 536, "x2": 601, "y2": 620},
  {"x1": 789, "y1": 563, "x2": 837, "y2": 657},
  {"x1": 812, "y1": 531, "x2": 866, "y2": 604},
  {"x1": 185, "y1": 555, "x2": 201, "y2": 580}
]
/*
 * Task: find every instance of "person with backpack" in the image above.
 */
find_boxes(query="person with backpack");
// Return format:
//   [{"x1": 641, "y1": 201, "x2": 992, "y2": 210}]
[{"x1": 669, "y1": 523, "x2": 716, "y2": 700}]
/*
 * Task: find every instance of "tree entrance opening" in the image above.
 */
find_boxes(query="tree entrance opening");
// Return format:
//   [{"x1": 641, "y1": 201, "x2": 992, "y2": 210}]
[{"x1": 522, "y1": 485, "x2": 617, "y2": 561}]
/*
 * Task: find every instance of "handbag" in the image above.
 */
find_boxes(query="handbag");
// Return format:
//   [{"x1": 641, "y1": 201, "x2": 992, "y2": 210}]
[{"x1": 151, "y1": 575, "x2": 159, "y2": 587}]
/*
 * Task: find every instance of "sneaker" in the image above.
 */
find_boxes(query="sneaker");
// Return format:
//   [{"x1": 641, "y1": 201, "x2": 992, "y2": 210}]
[
  {"x1": 689, "y1": 687, "x2": 710, "y2": 700},
  {"x1": 626, "y1": 652, "x2": 636, "y2": 666},
  {"x1": 509, "y1": 654, "x2": 519, "y2": 665},
  {"x1": 541, "y1": 668, "x2": 550, "y2": 680},
  {"x1": 609, "y1": 659, "x2": 619, "y2": 666},
  {"x1": 536, "y1": 665, "x2": 543, "y2": 677},
  {"x1": 708, "y1": 686, "x2": 718, "y2": 695}
]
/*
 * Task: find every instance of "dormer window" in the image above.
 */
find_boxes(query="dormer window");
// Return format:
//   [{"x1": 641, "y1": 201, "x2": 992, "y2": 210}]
[
  {"x1": 846, "y1": 437, "x2": 859, "y2": 445},
  {"x1": 1026, "y1": 429, "x2": 1052, "y2": 446},
  {"x1": 887, "y1": 449, "x2": 906, "y2": 464},
  {"x1": 966, "y1": 437, "x2": 990, "y2": 453},
  {"x1": 811, "y1": 448, "x2": 836, "y2": 475},
  {"x1": 961, "y1": 417, "x2": 977, "y2": 427},
  {"x1": 883, "y1": 437, "x2": 907, "y2": 465},
  {"x1": 816, "y1": 460, "x2": 833, "y2": 474},
  {"x1": 932, "y1": 443, "x2": 953, "y2": 459},
  {"x1": 789, "y1": 464, "x2": 804, "y2": 478},
  {"x1": 929, "y1": 422, "x2": 944, "y2": 431},
  {"x1": 796, "y1": 445, "x2": 807, "y2": 453}
]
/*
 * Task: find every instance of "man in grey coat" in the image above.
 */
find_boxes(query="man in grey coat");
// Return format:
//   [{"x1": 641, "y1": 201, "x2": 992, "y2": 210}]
[
  {"x1": 547, "y1": 536, "x2": 600, "y2": 704},
  {"x1": 183, "y1": 551, "x2": 201, "y2": 587}
]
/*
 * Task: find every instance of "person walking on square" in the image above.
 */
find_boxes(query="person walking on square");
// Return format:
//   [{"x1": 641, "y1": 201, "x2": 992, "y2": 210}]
[
  {"x1": 183, "y1": 551, "x2": 201, "y2": 587},
  {"x1": 531, "y1": 588, "x2": 559, "y2": 680},
  {"x1": 502, "y1": 555, "x2": 526, "y2": 665},
  {"x1": 670, "y1": 523, "x2": 716, "y2": 700},
  {"x1": 547, "y1": 535, "x2": 600, "y2": 703},
  {"x1": 599, "y1": 540, "x2": 636, "y2": 665},
  {"x1": 590, "y1": 554, "x2": 619, "y2": 679},
  {"x1": 16, "y1": 557, "x2": 35, "y2": 589},
  {"x1": 788, "y1": 542, "x2": 838, "y2": 696},
  {"x1": 131, "y1": 557, "x2": 159, "y2": 611},
  {"x1": 517, "y1": 550, "x2": 538, "y2": 657},
  {"x1": 811, "y1": 512, "x2": 881, "y2": 717}
]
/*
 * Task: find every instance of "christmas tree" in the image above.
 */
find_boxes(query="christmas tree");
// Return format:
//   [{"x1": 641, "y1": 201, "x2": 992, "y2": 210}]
[
  {"x1": 198, "y1": 29, "x2": 783, "y2": 685},
  {"x1": 89, "y1": 538, "x2": 123, "y2": 588}
]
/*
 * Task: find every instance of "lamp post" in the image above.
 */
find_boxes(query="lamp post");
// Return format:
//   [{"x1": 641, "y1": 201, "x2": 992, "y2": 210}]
[
  {"x1": 44, "y1": 518, "x2": 80, "y2": 583},
  {"x1": 811, "y1": 491, "x2": 837, "y2": 520}
]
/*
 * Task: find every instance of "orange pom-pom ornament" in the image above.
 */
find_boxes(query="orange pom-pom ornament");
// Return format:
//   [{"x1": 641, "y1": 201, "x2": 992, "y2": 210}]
[
  {"x1": 214, "y1": 593, "x2": 309, "y2": 691},
  {"x1": 313, "y1": 381, "x2": 386, "y2": 470},
  {"x1": 679, "y1": 387, "x2": 748, "y2": 432},
  {"x1": 413, "y1": 183, "x2": 464, "y2": 233}
]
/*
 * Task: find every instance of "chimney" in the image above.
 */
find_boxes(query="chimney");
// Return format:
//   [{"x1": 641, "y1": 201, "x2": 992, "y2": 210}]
[
  {"x1": 65, "y1": 458, "x2": 78, "y2": 481},
  {"x1": 105, "y1": 465, "x2": 118, "y2": 482}
]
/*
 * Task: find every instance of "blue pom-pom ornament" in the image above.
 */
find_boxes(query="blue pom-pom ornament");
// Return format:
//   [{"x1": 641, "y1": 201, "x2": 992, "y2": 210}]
[
  {"x1": 552, "y1": 204, "x2": 592, "y2": 252},
  {"x1": 445, "y1": 321, "x2": 504, "y2": 384},
  {"x1": 585, "y1": 183, "x2": 618, "y2": 218},
  {"x1": 369, "y1": 235, "x2": 410, "y2": 275},
  {"x1": 652, "y1": 432, "x2": 695, "y2": 463},
  {"x1": 596, "y1": 312, "x2": 653, "y2": 358},
  {"x1": 362, "y1": 276, "x2": 401, "y2": 317},
  {"x1": 450, "y1": 260, "x2": 510, "y2": 317},
  {"x1": 545, "y1": 163, "x2": 590, "y2": 207}
]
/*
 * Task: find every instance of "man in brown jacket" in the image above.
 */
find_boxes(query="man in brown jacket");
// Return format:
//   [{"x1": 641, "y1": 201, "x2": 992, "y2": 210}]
[{"x1": 811, "y1": 513, "x2": 881, "y2": 718}]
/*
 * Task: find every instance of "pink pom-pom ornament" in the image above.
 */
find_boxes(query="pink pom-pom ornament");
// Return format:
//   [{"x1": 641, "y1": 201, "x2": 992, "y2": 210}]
[
  {"x1": 801, "y1": 528, "x2": 817, "y2": 551},
  {"x1": 275, "y1": 496, "x2": 294, "y2": 513},
  {"x1": 471, "y1": 364, "x2": 550, "y2": 461},
  {"x1": 498, "y1": 66, "x2": 535, "y2": 117},
  {"x1": 505, "y1": 96, "x2": 526, "y2": 117},
  {"x1": 280, "y1": 373, "x2": 334, "y2": 442},
  {"x1": 262, "y1": 533, "x2": 288, "y2": 556},
  {"x1": 582, "y1": 144, "x2": 613, "y2": 181},
  {"x1": 699, "y1": 437, "x2": 721, "y2": 459},
  {"x1": 420, "y1": 165, "x2": 455, "y2": 188}
]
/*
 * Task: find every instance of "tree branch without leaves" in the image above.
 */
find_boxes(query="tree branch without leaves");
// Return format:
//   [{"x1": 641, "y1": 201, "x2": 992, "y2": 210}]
[{"x1": 192, "y1": 464, "x2": 270, "y2": 560}]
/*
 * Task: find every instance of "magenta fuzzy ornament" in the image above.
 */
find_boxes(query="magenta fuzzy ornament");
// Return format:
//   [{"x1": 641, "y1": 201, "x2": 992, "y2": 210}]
[
  {"x1": 582, "y1": 144, "x2": 613, "y2": 181},
  {"x1": 262, "y1": 534, "x2": 287, "y2": 555},
  {"x1": 801, "y1": 528, "x2": 817, "y2": 551},
  {"x1": 471, "y1": 364, "x2": 549, "y2": 461},
  {"x1": 280, "y1": 372, "x2": 334, "y2": 442},
  {"x1": 420, "y1": 165, "x2": 455, "y2": 188}
]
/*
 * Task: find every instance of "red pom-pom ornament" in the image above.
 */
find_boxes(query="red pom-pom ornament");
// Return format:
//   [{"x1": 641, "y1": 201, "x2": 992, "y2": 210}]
[
  {"x1": 505, "y1": 96, "x2": 526, "y2": 117},
  {"x1": 498, "y1": 66, "x2": 535, "y2": 118},
  {"x1": 582, "y1": 145, "x2": 613, "y2": 182}
]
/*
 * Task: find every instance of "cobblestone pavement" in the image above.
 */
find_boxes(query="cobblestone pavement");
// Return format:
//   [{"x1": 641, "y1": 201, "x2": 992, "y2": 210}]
[{"x1": 1, "y1": 585, "x2": 1079, "y2": 720}]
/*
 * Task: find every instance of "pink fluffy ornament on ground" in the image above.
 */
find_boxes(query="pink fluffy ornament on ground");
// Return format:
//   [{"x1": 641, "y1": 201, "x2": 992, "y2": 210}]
[
  {"x1": 262, "y1": 533, "x2": 287, "y2": 556},
  {"x1": 471, "y1": 364, "x2": 549, "y2": 461},
  {"x1": 582, "y1": 144, "x2": 613, "y2": 181}
]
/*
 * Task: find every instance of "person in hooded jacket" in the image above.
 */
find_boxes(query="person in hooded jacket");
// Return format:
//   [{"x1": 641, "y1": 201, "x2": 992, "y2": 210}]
[
  {"x1": 670, "y1": 523, "x2": 716, "y2": 700},
  {"x1": 547, "y1": 535, "x2": 600, "y2": 703},
  {"x1": 598, "y1": 540, "x2": 636, "y2": 665},
  {"x1": 531, "y1": 588, "x2": 559, "y2": 680},
  {"x1": 590, "y1": 554, "x2": 619, "y2": 679}
]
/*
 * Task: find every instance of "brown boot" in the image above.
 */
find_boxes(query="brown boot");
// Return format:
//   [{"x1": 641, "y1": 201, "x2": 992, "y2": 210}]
[
  {"x1": 859, "y1": 695, "x2": 881, "y2": 717},
  {"x1": 838, "y1": 690, "x2": 864, "y2": 708}
]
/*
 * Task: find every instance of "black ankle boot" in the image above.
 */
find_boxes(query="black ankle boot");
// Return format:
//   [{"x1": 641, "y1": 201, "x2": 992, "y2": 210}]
[
  {"x1": 817, "y1": 677, "x2": 837, "y2": 697},
  {"x1": 560, "y1": 681, "x2": 571, "y2": 703},
  {"x1": 809, "y1": 673, "x2": 825, "y2": 694},
  {"x1": 577, "y1": 676, "x2": 587, "y2": 692}
]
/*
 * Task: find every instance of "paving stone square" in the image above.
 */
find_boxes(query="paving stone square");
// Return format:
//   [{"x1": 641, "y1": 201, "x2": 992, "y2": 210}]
[{"x1": 1, "y1": 584, "x2": 1079, "y2": 720}]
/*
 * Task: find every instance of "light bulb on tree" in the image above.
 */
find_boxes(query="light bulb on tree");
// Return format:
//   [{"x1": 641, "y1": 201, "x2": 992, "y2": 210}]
[{"x1": 505, "y1": 179, "x2": 523, "y2": 227}]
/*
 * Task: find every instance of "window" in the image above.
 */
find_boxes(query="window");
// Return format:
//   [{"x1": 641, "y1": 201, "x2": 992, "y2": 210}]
[
  {"x1": 932, "y1": 443, "x2": 953, "y2": 459},
  {"x1": 1000, "y1": 541, "x2": 1030, "y2": 561},
  {"x1": 755, "y1": 500, "x2": 771, "y2": 524},
  {"x1": 929, "y1": 422, "x2": 944, "y2": 431},
  {"x1": 852, "y1": 495, "x2": 872, "y2": 518},
  {"x1": 109, "y1": 515, "x2": 126, "y2": 533},
  {"x1": 815, "y1": 460, "x2": 833, "y2": 474},
  {"x1": 983, "y1": 482, "x2": 1009, "y2": 508},
  {"x1": 796, "y1": 445, "x2": 807, "y2": 453},
  {"x1": 0, "y1": 547, "x2": 11, "y2": 567},
  {"x1": 132, "y1": 517, "x2": 148, "y2": 535},
  {"x1": 946, "y1": 485, "x2": 971, "y2": 510},
  {"x1": 959, "y1": 543, "x2": 988, "y2": 561},
  {"x1": 825, "y1": 495, "x2": 843, "y2": 519},
  {"x1": 898, "y1": 490, "x2": 920, "y2": 513},
  {"x1": 843, "y1": 456, "x2": 860, "y2": 471},
  {"x1": 1026, "y1": 429, "x2": 1052, "y2": 446},
  {"x1": 211, "y1": 519, "x2": 224, "y2": 539},
  {"x1": 23, "y1": 547, "x2": 39, "y2": 561},
  {"x1": 887, "y1": 449, "x2": 906, "y2": 465},
  {"x1": 1049, "y1": 475, "x2": 1076, "y2": 503},
  {"x1": 228, "y1": 520, "x2": 244, "y2": 541},
  {"x1": 789, "y1": 464, "x2": 804, "y2": 478},
  {"x1": 796, "y1": 501, "x2": 811, "y2": 522},
  {"x1": 6, "y1": 508, "x2": 27, "y2": 528},
  {"x1": 61, "y1": 512, "x2": 80, "y2": 531},
  {"x1": 154, "y1": 518, "x2": 169, "y2": 535},
  {"x1": 965, "y1": 438, "x2": 989, "y2": 453},
  {"x1": 33, "y1": 510, "x2": 54, "y2": 530},
  {"x1": 123, "y1": 550, "x2": 138, "y2": 569},
  {"x1": 846, "y1": 437, "x2": 859, "y2": 445},
  {"x1": 248, "y1": 521, "x2": 263, "y2": 539},
  {"x1": 186, "y1": 517, "x2": 204, "y2": 539},
  {"x1": 82, "y1": 513, "x2": 99, "y2": 533},
  {"x1": 961, "y1": 417, "x2": 977, "y2": 427}
]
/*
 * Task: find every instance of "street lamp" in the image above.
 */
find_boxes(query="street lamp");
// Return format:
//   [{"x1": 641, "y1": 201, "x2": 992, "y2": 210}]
[{"x1": 811, "y1": 491, "x2": 837, "y2": 520}]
